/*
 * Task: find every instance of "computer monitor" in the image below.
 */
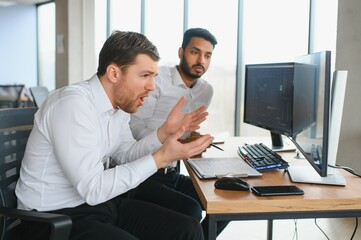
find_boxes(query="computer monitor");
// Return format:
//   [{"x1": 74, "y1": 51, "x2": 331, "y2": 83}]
[
  {"x1": 243, "y1": 62, "x2": 316, "y2": 150},
  {"x1": 287, "y1": 51, "x2": 346, "y2": 186},
  {"x1": 244, "y1": 51, "x2": 346, "y2": 186}
]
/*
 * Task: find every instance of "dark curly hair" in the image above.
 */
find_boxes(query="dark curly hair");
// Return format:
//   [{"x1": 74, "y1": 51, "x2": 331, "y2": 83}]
[{"x1": 181, "y1": 28, "x2": 217, "y2": 49}]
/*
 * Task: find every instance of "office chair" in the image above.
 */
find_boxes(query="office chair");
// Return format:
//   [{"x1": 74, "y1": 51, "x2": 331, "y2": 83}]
[
  {"x1": 0, "y1": 85, "x2": 25, "y2": 109},
  {"x1": 0, "y1": 108, "x2": 72, "y2": 240},
  {"x1": 29, "y1": 86, "x2": 49, "y2": 108}
]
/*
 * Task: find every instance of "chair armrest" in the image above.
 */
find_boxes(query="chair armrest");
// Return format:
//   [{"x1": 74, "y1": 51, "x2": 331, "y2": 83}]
[{"x1": 0, "y1": 206, "x2": 72, "y2": 240}]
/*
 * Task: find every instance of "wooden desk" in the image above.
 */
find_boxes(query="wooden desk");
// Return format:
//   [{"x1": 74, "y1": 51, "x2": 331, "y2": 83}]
[{"x1": 184, "y1": 137, "x2": 361, "y2": 240}]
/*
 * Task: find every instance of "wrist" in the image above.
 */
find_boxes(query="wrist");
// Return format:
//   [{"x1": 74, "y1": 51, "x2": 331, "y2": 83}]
[
  {"x1": 157, "y1": 125, "x2": 168, "y2": 143},
  {"x1": 152, "y1": 148, "x2": 168, "y2": 169}
]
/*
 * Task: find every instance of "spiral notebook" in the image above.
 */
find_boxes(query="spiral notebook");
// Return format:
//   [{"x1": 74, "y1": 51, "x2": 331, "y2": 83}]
[{"x1": 187, "y1": 157, "x2": 262, "y2": 179}]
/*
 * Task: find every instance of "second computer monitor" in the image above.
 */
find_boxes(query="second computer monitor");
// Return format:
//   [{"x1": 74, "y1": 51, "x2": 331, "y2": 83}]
[{"x1": 244, "y1": 62, "x2": 317, "y2": 148}]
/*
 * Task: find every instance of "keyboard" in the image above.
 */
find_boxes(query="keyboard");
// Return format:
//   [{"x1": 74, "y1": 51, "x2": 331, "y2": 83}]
[{"x1": 238, "y1": 143, "x2": 289, "y2": 171}]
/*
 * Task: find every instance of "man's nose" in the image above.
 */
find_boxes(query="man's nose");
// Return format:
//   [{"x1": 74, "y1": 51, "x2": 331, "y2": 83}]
[{"x1": 146, "y1": 77, "x2": 155, "y2": 91}]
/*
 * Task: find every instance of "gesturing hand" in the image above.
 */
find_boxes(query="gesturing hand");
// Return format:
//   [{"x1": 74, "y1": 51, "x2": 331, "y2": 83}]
[
  {"x1": 157, "y1": 96, "x2": 208, "y2": 143},
  {"x1": 153, "y1": 127, "x2": 214, "y2": 169}
]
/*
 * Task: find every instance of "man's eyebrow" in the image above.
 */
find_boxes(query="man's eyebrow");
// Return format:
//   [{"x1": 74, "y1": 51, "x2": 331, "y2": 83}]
[
  {"x1": 140, "y1": 70, "x2": 157, "y2": 75},
  {"x1": 190, "y1": 47, "x2": 213, "y2": 55},
  {"x1": 190, "y1": 47, "x2": 201, "y2": 51}
]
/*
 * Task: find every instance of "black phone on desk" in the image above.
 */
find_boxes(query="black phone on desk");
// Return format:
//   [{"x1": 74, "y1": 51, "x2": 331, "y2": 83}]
[{"x1": 251, "y1": 185, "x2": 304, "y2": 196}]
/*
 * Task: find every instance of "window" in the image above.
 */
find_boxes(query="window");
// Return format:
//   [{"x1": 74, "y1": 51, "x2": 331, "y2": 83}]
[
  {"x1": 241, "y1": 0, "x2": 310, "y2": 137},
  {"x1": 143, "y1": 0, "x2": 184, "y2": 67},
  {"x1": 109, "y1": 0, "x2": 141, "y2": 33},
  {"x1": 188, "y1": 0, "x2": 238, "y2": 138},
  {"x1": 106, "y1": 0, "x2": 338, "y2": 139}
]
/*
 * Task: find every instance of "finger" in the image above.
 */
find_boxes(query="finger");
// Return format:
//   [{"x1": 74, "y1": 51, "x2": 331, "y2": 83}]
[
  {"x1": 172, "y1": 126, "x2": 186, "y2": 140},
  {"x1": 186, "y1": 135, "x2": 214, "y2": 156},
  {"x1": 185, "y1": 115, "x2": 207, "y2": 132},
  {"x1": 187, "y1": 125, "x2": 200, "y2": 132},
  {"x1": 190, "y1": 105, "x2": 207, "y2": 117},
  {"x1": 190, "y1": 112, "x2": 208, "y2": 126},
  {"x1": 191, "y1": 114, "x2": 208, "y2": 126},
  {"x1": 191, "y1": 111, "x2": 208, "y2": 121},
  {"x1": 172, "y1": 96, "x2": 186, "y2": 112}
]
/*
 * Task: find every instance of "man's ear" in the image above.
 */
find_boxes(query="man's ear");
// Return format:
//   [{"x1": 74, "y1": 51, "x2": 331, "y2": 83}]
[
  {"x1": 106, "y1": 64, "x2": 120, "y2": 83},
  {"x1": 178, "y1": 47, "x2": 184, "y2": 59}
]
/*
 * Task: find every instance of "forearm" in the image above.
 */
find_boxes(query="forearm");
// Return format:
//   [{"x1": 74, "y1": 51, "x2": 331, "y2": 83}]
[
  {"x1": 130, "y1": 117, "x2": 154, "y2": 140},
  {"x1": 79, "y1": 155, "x2": 157, "y2": 205}
]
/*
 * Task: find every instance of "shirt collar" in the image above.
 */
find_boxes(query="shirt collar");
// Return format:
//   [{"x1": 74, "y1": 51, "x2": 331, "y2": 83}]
[
  {"x1": 89, "y1": 74, "x2": 115, "y2": 114},
  {"x1": 170, "y1": 66, "x2": 184, "y2": 87},
  {"x1": 171, "y1": 66, "x2": 199, "y2": 88}
]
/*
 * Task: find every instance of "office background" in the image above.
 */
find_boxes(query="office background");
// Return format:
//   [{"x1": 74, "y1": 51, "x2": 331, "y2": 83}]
[{"x1": 0, "y1": 0, "x2": 360, "y2": 175}]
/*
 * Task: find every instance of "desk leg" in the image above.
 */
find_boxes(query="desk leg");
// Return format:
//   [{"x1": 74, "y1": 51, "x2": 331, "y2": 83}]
[
  {"x1": 267, "y1": 219, "x2": 273, "y2": 240},
  {"x1": 207, "y1": 215, "x2": 217, "y2": 240}
]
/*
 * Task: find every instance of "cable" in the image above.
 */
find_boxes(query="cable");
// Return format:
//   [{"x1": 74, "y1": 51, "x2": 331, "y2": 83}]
[
  {"x1": 314, "y1": 218, "x2": 330, "y2": 240},
  {"x1": 292, "y1": 219, "x2": 298, "y2": 240},
  {"x1": 328, "y1": 164, "x2": 361, "y2": 178},
  {"x1": 350, "y1": 217, "x2": 358, "y2": 240}
]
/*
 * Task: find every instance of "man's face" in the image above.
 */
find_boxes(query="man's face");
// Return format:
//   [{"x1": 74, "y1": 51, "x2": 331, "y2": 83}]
[
  {"x1": 113, "y1": 54, "x2": 158, "y2": 113},
  {"x1": 179, "y1": 37, "x2": 214, "y2": 79}
]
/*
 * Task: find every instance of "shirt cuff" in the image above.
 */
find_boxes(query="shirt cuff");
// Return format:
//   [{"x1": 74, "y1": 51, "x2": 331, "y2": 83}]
[{"x1": 132, "y1": 154, "x2": 158, "y2": 180}]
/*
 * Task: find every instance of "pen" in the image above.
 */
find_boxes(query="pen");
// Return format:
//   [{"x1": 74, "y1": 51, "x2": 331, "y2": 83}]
[{"x1": 210, "y1": 143, "x2": 224, "y2": 151}]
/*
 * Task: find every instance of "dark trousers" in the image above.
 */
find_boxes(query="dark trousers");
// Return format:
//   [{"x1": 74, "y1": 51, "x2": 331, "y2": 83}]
[
  {"x1": 22, "y1": 195, "x2": 204, "y2": 240},
  {"x1": 130, "y1": 167, "x2": 229, "y2": 239}
]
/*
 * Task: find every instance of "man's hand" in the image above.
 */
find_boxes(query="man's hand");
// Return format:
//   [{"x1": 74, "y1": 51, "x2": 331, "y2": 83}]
[
  {"x1": 178, "y1": 131, "x2": 210, "y2": 158},
  {"x1": 178, "y1": 131, "x2": 203, "y2": 144},
  {"x1": 157, "y1": 96, "x2": 208, "y2": 143},
  {"x1": 152, "y1": 127, "x2": 214, "y2": 169}
]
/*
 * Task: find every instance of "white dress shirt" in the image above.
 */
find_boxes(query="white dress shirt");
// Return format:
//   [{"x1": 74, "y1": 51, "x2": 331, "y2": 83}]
[
  {"x1": 16, "y1": 74, "x2": 161, "y2": 211},
  {"x1": 130, "y1": 66, "x2": 213, "y2": 140}
]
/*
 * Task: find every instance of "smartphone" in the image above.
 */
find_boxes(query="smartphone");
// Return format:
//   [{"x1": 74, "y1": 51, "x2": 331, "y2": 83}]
[{"x1": 251, "y1": 185, "x2": 304, "y2": 196}]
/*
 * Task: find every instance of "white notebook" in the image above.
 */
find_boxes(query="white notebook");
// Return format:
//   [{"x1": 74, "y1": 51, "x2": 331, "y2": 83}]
[{"x1": 187, "y1": 157, "x2": 262, "y2": 179}]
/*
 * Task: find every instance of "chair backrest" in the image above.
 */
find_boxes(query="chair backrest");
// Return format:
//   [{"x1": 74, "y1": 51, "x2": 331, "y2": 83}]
[
  {"x1": 0, "y1": 108, "x2": 37, "y2": 233},
  {"x1": 0, "y1": 85, "x2": 25, "y2": 109},
  {"x1": 29, "y1": 86, "x2": 49, "y2": 108}
]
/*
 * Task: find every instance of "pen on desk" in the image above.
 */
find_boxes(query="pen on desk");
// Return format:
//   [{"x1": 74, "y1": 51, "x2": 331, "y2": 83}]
[{"x1": 210, "y1": 143, "x2": 224, "y2": 151}]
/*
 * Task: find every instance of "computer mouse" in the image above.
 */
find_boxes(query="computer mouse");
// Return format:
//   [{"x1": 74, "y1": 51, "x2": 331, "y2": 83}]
[{"x1": 214, "y1": 177, "x2": 250, "y2": 191}]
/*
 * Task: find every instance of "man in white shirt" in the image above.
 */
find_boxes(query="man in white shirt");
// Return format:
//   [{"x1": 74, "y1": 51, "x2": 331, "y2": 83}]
[
  {"x1": 15, "y1": 31, "x2": 213, "y2": 240},
  {"x1": 130, "y1": 28, "x2": 227, "y2": 238}
]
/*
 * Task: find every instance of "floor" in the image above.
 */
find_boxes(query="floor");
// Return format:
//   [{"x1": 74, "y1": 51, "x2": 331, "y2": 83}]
[{"x1": 217, "y1": 218, "x2": 361, "y2": 240}]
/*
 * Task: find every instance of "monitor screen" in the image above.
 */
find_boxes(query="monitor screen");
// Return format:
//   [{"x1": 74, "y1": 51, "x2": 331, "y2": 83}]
[
  {"x1": 244, "y1": 63, "x2": 295, "y2": 148},
  {"x1": 291, "y1": 51, "x2": 331, "y2": 177}
]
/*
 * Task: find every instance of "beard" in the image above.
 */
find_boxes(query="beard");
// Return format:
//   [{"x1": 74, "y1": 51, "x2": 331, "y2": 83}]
[
  {"x1": 179, "y1": 56, "x2": 205, "y2": 79},
  {"x1": 119, "y1": 97, "x2": 138, "y2": 113},
  {"x1": 113, "y1": 80, "x2": 138, "y2": 113}
]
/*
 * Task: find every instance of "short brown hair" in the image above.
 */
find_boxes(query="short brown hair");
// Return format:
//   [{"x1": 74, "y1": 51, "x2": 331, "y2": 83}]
[{"x1": 97, "y1": 31, "x2": 160, "y2": 76}]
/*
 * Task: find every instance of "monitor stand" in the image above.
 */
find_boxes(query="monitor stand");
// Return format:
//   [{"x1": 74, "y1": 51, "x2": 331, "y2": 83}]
[
  {"x1": 267, "y1": 132, "x2": 296, "y2": 152},
  {"x1": 287, "y1": 165, "x2": 346, "y2": 186}
]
